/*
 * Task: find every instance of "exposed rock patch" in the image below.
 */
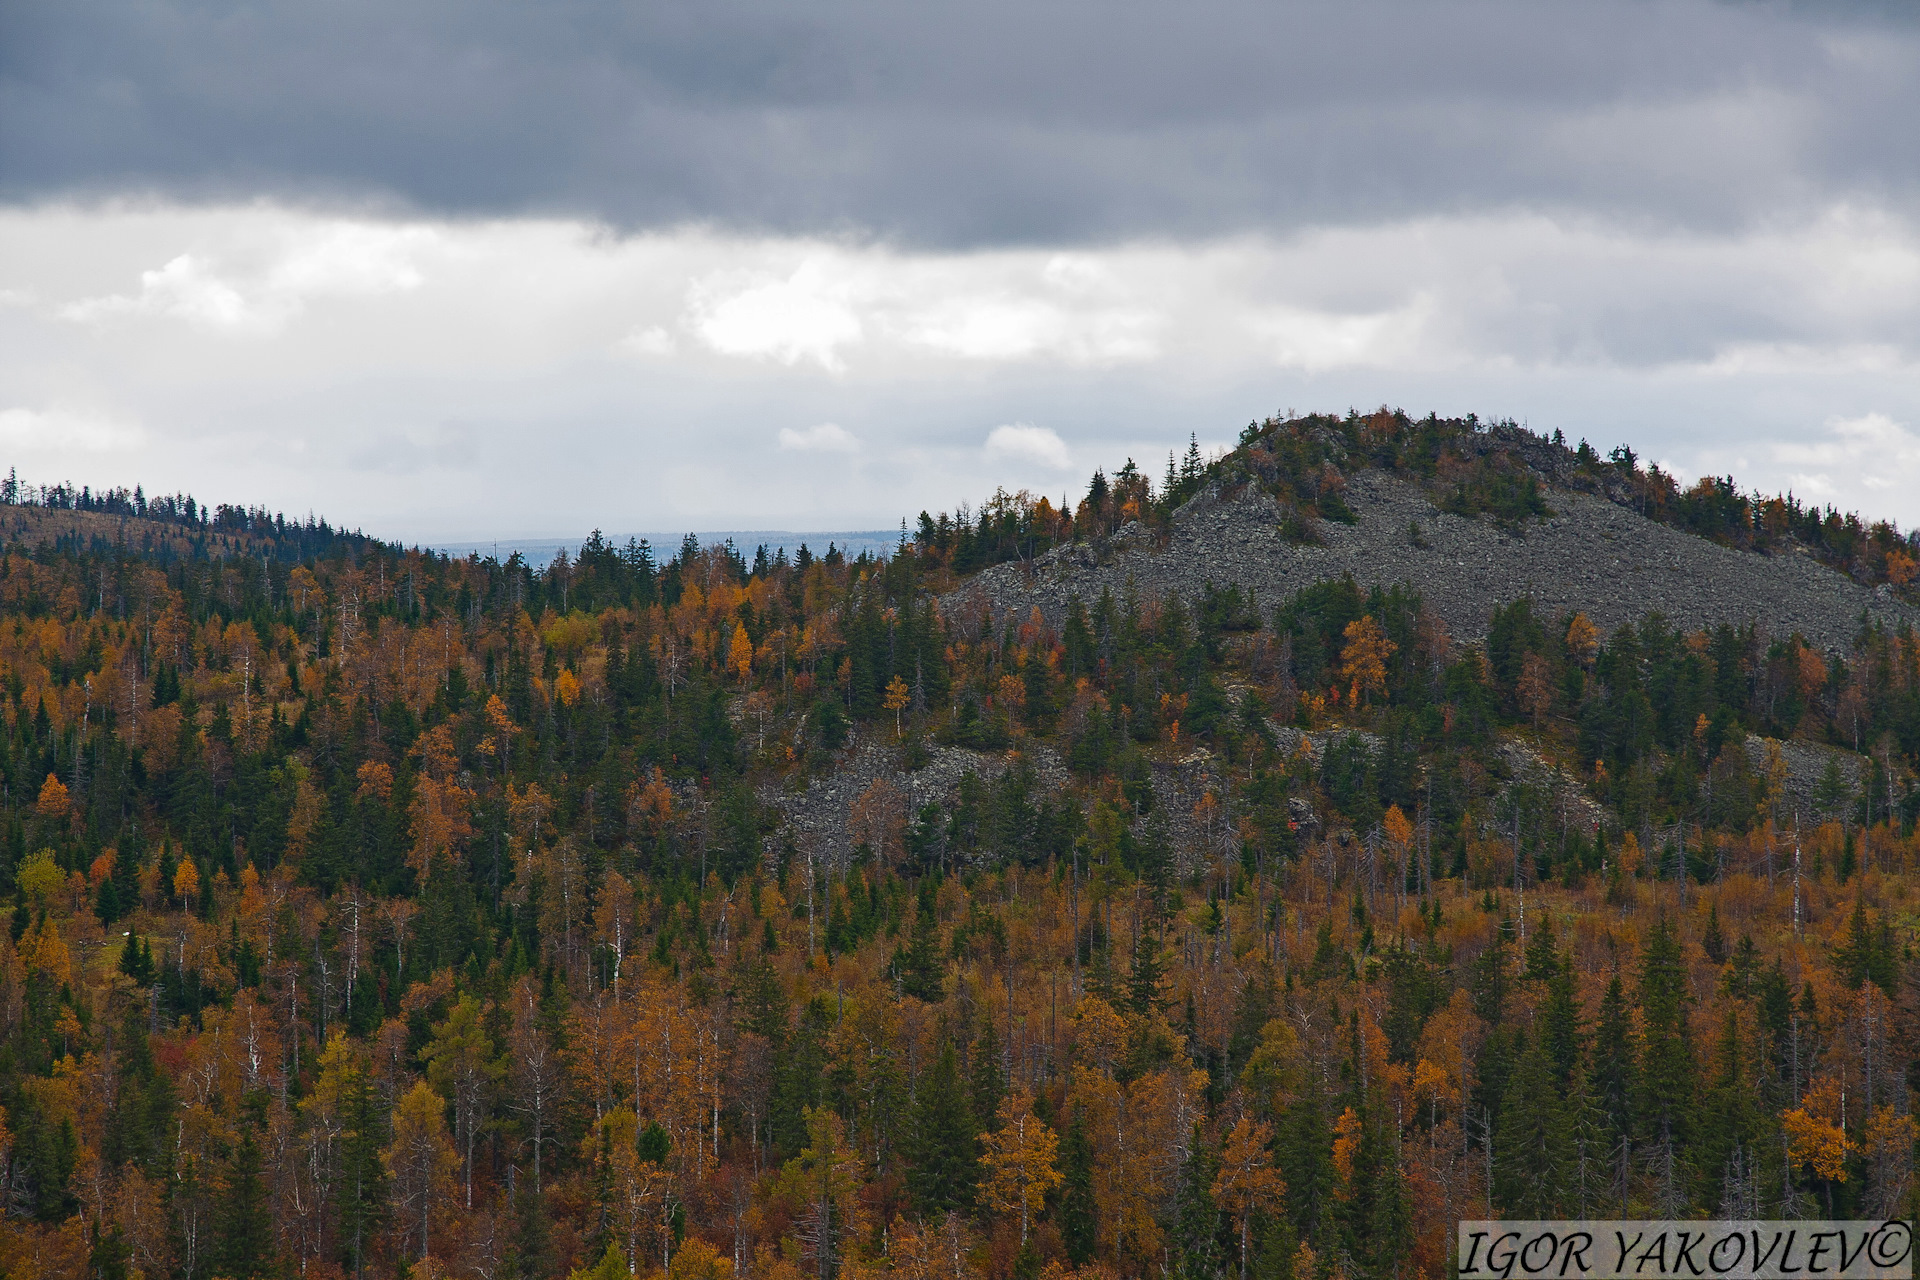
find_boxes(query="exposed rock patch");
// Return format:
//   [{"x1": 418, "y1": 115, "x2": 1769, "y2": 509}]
[{"x1": 951, "y1": 470, "x2": 1913, "y2": 650}]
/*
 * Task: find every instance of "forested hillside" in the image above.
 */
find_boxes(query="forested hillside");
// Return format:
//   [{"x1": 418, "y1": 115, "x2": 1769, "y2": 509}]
[{"x1": 0, "y1": 410, "x2": 1914, "y2": 1280}]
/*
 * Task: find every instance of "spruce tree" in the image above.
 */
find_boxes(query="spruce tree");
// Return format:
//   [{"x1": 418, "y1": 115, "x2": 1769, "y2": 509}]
[
  {"x1": 907, "y1": 1043, "x2": 977, "y2": 1215},
  {"x1": 1493, "y1": 1040, "x2": 1568, "y2": 1217},
  {"x1": 1540, "y1": 959, "x2": 1584, "y2": 1088},
  {"x1": 1699, "y1": 1006, "x2": 1764, "y2": 1218},
  {"x1": 969, "y1": 1022, "x2": 1006, "y2": 1133},
  {"x1": 891, "y1": 909, "x2": 945, "y2": 1002},
  {"x1": 1172, "y1": 1125, "x2": 1224, "y2": 1280},
  {"x1": 1127, "y1": 925, "x2": 1168, "y2": 1017},
  {"x1": 217, "y1": 1129, "x2": 276, "y2": 1280},
  {"x1": 1060, "y1": 1107, "x2": 1098, "y2": 1265},
  {"x1": 1278, "y1": 1081, "x2": 1334, "y2": 1250},
  {"x1": 336, "y1": 1056, "x2": 389, "y2": 1279},
  {"x1": 1349, "y1": 1111, "x2": 1413, "y2": 1280},
  {"x1": 1589, "y1": 973, "x2": 1638, "y2": 1144},
  {"x1": 1635, "y1": 918, "x2": 1696, "y2": 1152}
]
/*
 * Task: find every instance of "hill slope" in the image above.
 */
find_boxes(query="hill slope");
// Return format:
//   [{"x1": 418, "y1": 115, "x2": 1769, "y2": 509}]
[{"x1": 955, "y1": 422, "x2": 1915, "y2": 651}]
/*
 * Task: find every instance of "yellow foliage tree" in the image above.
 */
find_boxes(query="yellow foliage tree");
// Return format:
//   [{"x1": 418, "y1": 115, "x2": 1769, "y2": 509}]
[
  {"x1": 728, "y1": 623, "x2": 754, "y2": 682},
  {"x1": 35, "y1": 773, "x2": 70, "y2": 820},
  {"x1": 1214, "y1": 1116, "x2": 1284, "y2": 1280},
  {"x1": 17, "y1": 848, "x2": 63, "y2": 902},
  {"x1": 883, "y1": 675, "x2": 910, "y2": 736},
  {"x1": 1782, "y1": 1078, "x2": 1848, "y2": 1182},
  {"x1": 384, "y1": 1080, "x2": 459, "y2": 1264},
  {"x1": 1338, "y1": 616, "x2": 1395, "y2": 708},
  {"x1": 172, "y1": 857, "x2": 201, "y2": 908},
  {"x1": 1565, "y1": 612, "x2": 1599, "y2": 666},
  {"x1": 978, "y1": 1090, "x2": 1062, "y2": 1245}
]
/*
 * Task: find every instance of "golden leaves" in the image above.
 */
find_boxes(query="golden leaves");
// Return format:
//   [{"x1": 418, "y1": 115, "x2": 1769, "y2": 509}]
[
  {"x1": 977, "y1": 1091, "x2": 1062, "y2": 1243},
  {"x1": 34, "y1": 773, "x2": 69, "y2": 820},
  {"x1": 356, "y1": 759, "x2": 394, "y2": 802},
  {"x1": 1782, "y1": 1077, "x2": 1849, "y2": 1182},
  {"x1": 1338, "y1": 615, "x2": 1395, "y2": 708}
]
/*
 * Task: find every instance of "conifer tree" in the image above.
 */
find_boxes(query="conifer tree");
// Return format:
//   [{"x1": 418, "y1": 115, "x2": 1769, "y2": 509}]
[
  {"x1": 1172, "y1": 1124, "x2": 1224, "y2": 1280},
  {"x1": 907, "y1": 1043, "x2": 976, "y2": 1215},
  {"x1": 1590, "y1": 974, "x2": 1638, "y2": 1143},
  {"x1": 1635, "y1": 919, "x2": 1696, "y2": 1157},
  {"x1": 1494, "y1": 1040, "x2": 1568, "y2": 1217},
  {"x1": 969, "y1": 1022, "x2": 1006, "y2": 1134},
  {"x1": 1127, "y1": 924, "x2": 1168, "y2": 1016},
  {"x1": 1060, "y1": 1107, "x2": 1098, "y2": 1265},
  {"x1": 1540, "y1": 958, "x2": 1584, "y2": 1088},
  {"x1": 336, "y1": 1051, "x2": 389, "y2": 1279},
  {"x1": 217, "y1": 1129, "x2": 276, "y2": 1280}
]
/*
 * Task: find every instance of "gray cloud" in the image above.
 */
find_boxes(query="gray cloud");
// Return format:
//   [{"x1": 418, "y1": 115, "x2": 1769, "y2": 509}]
[{"x1": 3, "y1": 0, "x2": 1915, "y2": 245}]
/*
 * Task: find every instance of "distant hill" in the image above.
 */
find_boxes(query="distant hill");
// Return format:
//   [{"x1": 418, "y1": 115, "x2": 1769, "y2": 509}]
[
  {"x1": 949, "y1": 412, "x2": 1918, "y2": 651},
  {"x1": 0, "y1": 474, "x2": 374, "y2": 563}
]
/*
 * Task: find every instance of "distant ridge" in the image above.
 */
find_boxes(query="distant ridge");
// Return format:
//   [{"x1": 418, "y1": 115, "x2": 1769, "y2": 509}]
[{"x1": 433, "y1": 529, "x2": 904, "y2": 564}]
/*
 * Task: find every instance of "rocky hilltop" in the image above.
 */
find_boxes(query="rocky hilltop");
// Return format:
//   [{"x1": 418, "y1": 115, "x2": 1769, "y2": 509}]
[{"x1": 952, "y1": 440, "x2": 1914, "y2": 652}]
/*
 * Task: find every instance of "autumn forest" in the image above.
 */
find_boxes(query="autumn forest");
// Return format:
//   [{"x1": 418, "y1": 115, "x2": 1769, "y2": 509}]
[{"x1": 0, "y1": 412, "x2": 1914, "y2": 1280}]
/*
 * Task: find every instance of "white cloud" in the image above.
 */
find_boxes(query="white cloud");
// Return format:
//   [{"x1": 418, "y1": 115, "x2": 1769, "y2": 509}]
[
  {"x1": 1772, "y1": 412, "x2": 1920, "y2": 501},
  {"x1": 622, "y1": 325, "x2": 676, "y2": 356},
  {"x1": 0, "y1": 406, "x2": 145, "y2": 454},
  {"x1": 986, "y1": 423, "x2": 1072, "y2": 470},
  {"x1": 689, "y1": 259, "x2": 864, "y2": 370},
  {"x1": 779, "y1": 422, "x2": 860, "y2": 452},
  {"x1": 60, "y1": 223, "x2": 430, "y2": 333},
  {"x1": 8, "y1": 200, "x2": 1920, "y2": 536}
]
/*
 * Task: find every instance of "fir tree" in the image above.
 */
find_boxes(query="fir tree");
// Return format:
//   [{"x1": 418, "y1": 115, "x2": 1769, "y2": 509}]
[
  {"x1": 1060, "y1": 1107, "x2": 1098, "y2": 1265},
  {"x1": 960, "y1": 1027, "x2": 1002, "y2": 1128},
  {"x1": 1172, "y1": 1124, "x2": 1224, "y2": 1280},
  {"x1": 907, "y1": 1043, "x2": 977, "y2": 1214},
  {"x1": 1590, "y1": 974, "x2": 1638, "y2": 1144},
  {"x1": 1494, "y1": 1040, "x2": 1568, "y2": 1217},
  {"x1": 1635, "y1": 918, "x2": 1696, "y2": 1152},
  {"x1": 217, "y1": 1129, "x2": 277, "y2": 1280}
]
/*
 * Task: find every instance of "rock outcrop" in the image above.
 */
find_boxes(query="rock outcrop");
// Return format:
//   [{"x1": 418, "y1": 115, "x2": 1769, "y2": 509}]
[{"x1": 951, "y1": 469, "x2": 1914, "y2": 650}]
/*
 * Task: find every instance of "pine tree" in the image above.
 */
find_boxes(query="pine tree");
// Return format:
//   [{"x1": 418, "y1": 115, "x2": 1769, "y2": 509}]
[
  {"x1": 1172, "y1": 1124, "x2": 1224, "y2": 1280},
  {"x1": 1590, "y1": 973, "x2": 1638, "y2": 1144},
  {"x1": 1540, "y1": 959, "x2": 1584, "y2": 1088},
  {"x1": 1494, "y1": 1040, "x2": 1568, "y2": 1217},
  {"x1": 1635, "y1": 918, "x2": 1696, "y2": 1151},
  {"x1": 217, "y1": 1129, "x2": 277, "y2": 1280},
  {"x1": 970, "y1": 1022, "x2": 1006, "y2": 1134},
  {"x1": 1060, "y1": 1107, "x2": 1098, "y2": 1264},
  {"x1": 907, "y1": 1043, "x2": 977, "y2": 1214}
]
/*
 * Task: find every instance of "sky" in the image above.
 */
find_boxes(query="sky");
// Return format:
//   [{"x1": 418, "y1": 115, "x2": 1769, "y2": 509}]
[{"x1": 2, "y1": 0, "x2": 1918, "y2": 546}]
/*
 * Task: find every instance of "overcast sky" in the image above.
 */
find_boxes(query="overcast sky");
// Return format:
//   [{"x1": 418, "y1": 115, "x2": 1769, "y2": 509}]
[{"x1": 2, "y1": 0, "x2": 1917, "y2": 545}]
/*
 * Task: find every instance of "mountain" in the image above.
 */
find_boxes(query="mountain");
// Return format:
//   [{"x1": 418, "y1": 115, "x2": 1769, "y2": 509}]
[{"x1": 955, "y1": 414, "x2": 1916, "y2": 652}]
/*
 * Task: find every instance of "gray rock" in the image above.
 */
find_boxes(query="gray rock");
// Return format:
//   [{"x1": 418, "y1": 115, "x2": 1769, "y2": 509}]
[{"x1": 949, "y1": 469, "x2": 1913, "y2": 651}]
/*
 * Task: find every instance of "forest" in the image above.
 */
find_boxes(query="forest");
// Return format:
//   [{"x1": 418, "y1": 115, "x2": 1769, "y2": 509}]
[{"x1": 0, "y1": 410, "x2": 1913, "y2": 1280}]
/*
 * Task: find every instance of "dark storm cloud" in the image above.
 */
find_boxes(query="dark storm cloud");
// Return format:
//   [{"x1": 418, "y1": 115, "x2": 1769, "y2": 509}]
[{"x1": 3, "y1": 0, "x2": 1915, "y2": 244}]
